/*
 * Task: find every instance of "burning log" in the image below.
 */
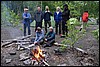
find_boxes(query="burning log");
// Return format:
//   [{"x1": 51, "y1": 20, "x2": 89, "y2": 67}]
[{"x1": 31, "y1": 46, "x2": 50, "y2": 66}]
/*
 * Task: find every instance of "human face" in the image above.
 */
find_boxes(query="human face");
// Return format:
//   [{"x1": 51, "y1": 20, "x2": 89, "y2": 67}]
[
  {"x1": 37, "y1": 7, "x2": 41, "y2": 12},
  {"x1": 49, "y1": 29, "x2": 53, "y2": 32}
]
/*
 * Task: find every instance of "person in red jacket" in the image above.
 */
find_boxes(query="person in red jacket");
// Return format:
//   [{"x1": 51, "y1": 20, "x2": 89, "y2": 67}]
[{"x1": 81, "y1": 11, "x2": 89, "y2": 31}]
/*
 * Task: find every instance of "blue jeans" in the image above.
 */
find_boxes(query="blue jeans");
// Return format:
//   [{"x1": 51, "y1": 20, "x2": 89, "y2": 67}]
[{"x1": 24, "y1": 22, "x2": 31, "y2": 36}]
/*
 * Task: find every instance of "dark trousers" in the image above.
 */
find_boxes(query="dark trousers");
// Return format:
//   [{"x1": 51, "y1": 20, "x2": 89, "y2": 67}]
[
  {"x1": 62, "y1": 20, "x2": 68, "y2": 36},
  {"x1": 45, "y1": 39, "x2": 55, "y2": 46},
  {"x1": 44, "y1": 21, "x2": 51, "y2": 33},
  {"x1": 24, "y1": 22, "x2": 31, "y2": 36},
  {"x1": 55, "y1": 22, "x2": 61, "y2": 35},
  {"x1": 31, "y1": 38, "x2": 44, "y2": 45},
  {"x1": 35, "y1": 22, "x2": 42, "y2": 31}
]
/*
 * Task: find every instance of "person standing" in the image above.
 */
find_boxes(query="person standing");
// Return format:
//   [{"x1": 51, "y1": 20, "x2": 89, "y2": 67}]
[
  {"x1": 44, "y1": 6, "x2": 53, "y2": 34},
  {"x1": 34, "y1": 6, "x2": 44, "y2": 32},
  {"x1": 54, "y1": 6, "x2": 62, "y2": 35},
  {"x1": 22, "y1": 7, "x2": 31, "y2": 36},
  {"x1": 82, "y1": 11, "x2": 89, "y2": 31},
  {"x1": 62, "y1": 4, "x2": 70, "y2": 36}
]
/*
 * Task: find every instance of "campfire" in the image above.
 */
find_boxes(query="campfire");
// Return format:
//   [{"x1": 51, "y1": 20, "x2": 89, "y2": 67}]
[
  {"x1": 31, "y1": 46, "x2": 50, "y2": 66},
  {"x1": 31, "y1": 46, "x2": 45, "y2": 61}
]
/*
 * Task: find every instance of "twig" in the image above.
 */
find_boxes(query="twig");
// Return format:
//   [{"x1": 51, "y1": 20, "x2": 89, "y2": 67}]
[
  {"x1": 42, "y1": 60, "x2": 50, "y2": 66},
  {"x1": 2, "y1": 35, "x2": 32, "y2": 47}
]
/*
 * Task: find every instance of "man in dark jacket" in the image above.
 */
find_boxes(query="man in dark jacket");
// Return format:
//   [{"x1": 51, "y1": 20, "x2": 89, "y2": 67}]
[
  {"x1": 44, "y1": 6, "x2": 53, "y2": 33},
  {"x1": 62, "y1": 4, "x2": 70, "y2": 36},
  {"x1": 43, "y1": 27, "x2": 55, "y2": 47},
  {"x1": 34, "y1": 6, "x2": 44, "y2": 31}
]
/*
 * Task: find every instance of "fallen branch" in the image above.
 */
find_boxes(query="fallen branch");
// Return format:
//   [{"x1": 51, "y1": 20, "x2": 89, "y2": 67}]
[
  {"x1": 74, "y1": 47, "x2": 88, "y2": 54},
  {"x1": 2, "y1": 41, "x2": 14, "y2": 47},
  {"x1": 42, "y1": 60, "x2": 50, "y2": 66},
  {"x1": 2, "y1": 35, "x2": 32, "y2": 47},
  {"x1": 54, "y1": 42, "x2": 67, "y2": 46},
  {"x1": 2, "y1": 40, "x2": 30, "y2": 42},
  {"x1": 54, "y1": 42, "x2": 88, "y2": 54}
]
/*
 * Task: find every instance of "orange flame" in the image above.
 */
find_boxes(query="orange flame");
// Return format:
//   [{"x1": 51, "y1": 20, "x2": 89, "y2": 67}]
[{"x1": 32, "y1": 46, "x2": 45, "y2": 61}]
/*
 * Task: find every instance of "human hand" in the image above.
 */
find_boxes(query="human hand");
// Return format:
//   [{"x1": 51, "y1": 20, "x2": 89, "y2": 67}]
[
  {"x1": 45, "y1": 39, "x2": 47, "y2": 41},
  {"x1": 34, "y1": 41, "x2": 37, "y2": 44}
]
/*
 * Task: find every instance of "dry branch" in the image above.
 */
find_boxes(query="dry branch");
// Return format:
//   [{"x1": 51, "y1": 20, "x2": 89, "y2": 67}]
[
  {"x1": 2, "y1": 35, "x2": 32, "y2": 47},
  {"x1": 54, "y1": 42, "x2": 88, "y2": 54},
  {"x1": 42, "y1": 60, "x2": 50, "y2": 66}
]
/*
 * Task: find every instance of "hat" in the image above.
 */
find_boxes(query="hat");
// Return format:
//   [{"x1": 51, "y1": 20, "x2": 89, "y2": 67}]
[
  {"x1": 24, "y1": 8, "x2": 29, "y2": 11},
  {"x1": 45, "y1": 6, "x2": 49, "y2": 9},
  {"x1": 37, "y1": 27, "x2": 41, "y2": 30},
  {"x1": 49, "y1": 26, "x2": 53, "y2": 30},
  {"x1": 63, "y1": 4, "x2": 68, "y2": 7}
]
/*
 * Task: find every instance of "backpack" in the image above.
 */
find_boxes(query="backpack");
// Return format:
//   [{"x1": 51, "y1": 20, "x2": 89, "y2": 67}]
[{"x1": 82, "y1": 12, "x2": 88, "y2": 22}]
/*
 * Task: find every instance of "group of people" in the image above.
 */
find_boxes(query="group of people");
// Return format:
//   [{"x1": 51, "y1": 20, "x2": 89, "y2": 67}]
[
  {"x1": 22, "y1": 3, "x2": 89, "y2": 47},
  {"x1": 32, "y1": 26, "x2": 55, "y2": 47},
  {"x1": 22, "y1": 4, "x2": 70, "y2": 36},
  {"x1": 22, "y1": 4, "x2": 70, "y2": 47}
]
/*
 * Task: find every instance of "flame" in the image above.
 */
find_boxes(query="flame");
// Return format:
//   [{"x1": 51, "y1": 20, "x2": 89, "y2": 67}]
[{"x1": 32, "y1": 46, "x2": 45, "y2": 61}]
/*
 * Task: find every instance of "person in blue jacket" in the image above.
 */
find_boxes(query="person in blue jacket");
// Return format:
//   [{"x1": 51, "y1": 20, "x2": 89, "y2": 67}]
[
  {"x1": 22, "y1": 7, "x2": 31, "y2": 36},
  {"x1": 34, "y1": 27, "x2": 44, "y2": 45},
  {"x1": 54, "y1": 6, "x2": 62, "y2": 35},
  {"x1": 43, "y1": 27, "x2": 55, "y2": 47}
]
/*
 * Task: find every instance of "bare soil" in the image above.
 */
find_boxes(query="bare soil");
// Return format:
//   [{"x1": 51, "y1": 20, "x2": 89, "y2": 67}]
[{"x1": 1, "y1": 24, "x2": 99, "y2": 66}]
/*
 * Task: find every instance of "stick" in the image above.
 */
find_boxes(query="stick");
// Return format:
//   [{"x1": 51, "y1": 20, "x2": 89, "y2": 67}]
[
  {"x1": 2, "y1": 41, "x2": 14, "y2": 47},
  {"x1": 74, "y1": 47, "x2": 88, "y2": 54},
  {"x1": 42, "y1": 60, "x2": 50, "y2": 66},
  {"x1": 54, "y1": 42, "x2": 68, "y2": 47},
  {"x1": 54, "y1": 42, "x2": 88, "y2": 54},
  {"x1": 2, "y1": 35, "x2": 32, "y2": 47},
  {"x1": 2, "y1": 40, "x2": 30, "y2": 42}
]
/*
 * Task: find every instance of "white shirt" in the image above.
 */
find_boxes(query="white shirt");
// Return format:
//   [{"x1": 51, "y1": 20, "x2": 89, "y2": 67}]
[{"x1": 56, "y1": 12, "x2": 59, "y2": 15}]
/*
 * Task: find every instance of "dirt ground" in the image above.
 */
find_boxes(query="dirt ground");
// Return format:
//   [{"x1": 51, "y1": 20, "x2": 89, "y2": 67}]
[{"x1": 1, "y1": 24, "x2": 99, "y2": 66}]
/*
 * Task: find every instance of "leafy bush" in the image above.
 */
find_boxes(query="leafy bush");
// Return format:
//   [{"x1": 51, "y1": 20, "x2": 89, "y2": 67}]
[
  {"x1": 60, "y1": 18, "x2": 85, "y2": 51},
  {"x1": 92, "y1": 29, "x2": 99, "y2": 41},
  {"x1": 1, "y1": 2, "x2": 20, "y2": 27}
]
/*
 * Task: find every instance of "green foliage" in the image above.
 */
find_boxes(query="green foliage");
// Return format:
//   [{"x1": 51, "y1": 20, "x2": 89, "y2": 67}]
[
  {"x1": 1, "y1": 2, "x2": 20, "y2": 27},
  {"x1": 60, "y1": 18, "x2": 86, "y2": 51},
  {"x1": 60, "y1": 44, "x2": 67, "y2": 51},
  {"x1": 19, "y1": 27, "x2": 23, "y2": 31},
  {"x1": 1, "y1": 1, "x2": 99, "y2": 27},
  {"x1": 92, "y1": 29, "x2": 99, "y2": 41},
  {"x1": 9, "y1": 10, "x2": 20, "y2": 27},
  {"x1": 78, "y1": 45, "x2": 83, "y2": 49}
]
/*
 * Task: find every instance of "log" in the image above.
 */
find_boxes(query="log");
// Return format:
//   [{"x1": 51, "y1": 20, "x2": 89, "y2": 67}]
[
  {"x1": 15, "y1": 42, "x2": 30, "y2": 45},
  {"x1": 74, "y1": 47, "x2": 88, "y2": 54},
  {"x1": 2, "y1": 35, "x2": 32, "y2": 47},
  {"x1": 2, "y1": 41, "x2": 14, "y2": 47},
  {"x1": 42, "y1": 60, "x2": 50, "y2": 66},
  {"x1": 54, "y1": 42, "x2": 69, "y2": 47},
  {"x1": 2, "y1": 40, "x2": 30, "y2": 42},
  {"x1": 31, "y1": 49, "x2": 50, "y2": 66},
  {"x1": 54, "y1": 42, "x2": 88, "y2": 54}
]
